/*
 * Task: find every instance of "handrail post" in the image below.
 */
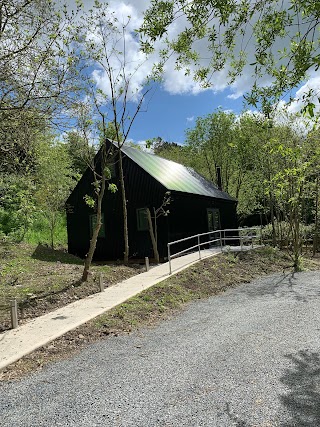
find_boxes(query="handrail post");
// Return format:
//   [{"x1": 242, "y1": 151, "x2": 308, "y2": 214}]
[
  {"x1": 168, "y1": 244, "x2": 172, "y2": 275},
  {"x1": 10, "y1": 299, "x2": 18, "y2": 329},
  {"x1": 99, "y1": 273, "x2": 104, "y2": 292},
  {"x1": 240, "y1": 231, "x2": 243, "y2": 250},
  {"x1": 219, "y1": 230, "x2": 222, "y2": 250},
  {"x1": 198, "y1": 235, "x2": 201, "y2": 259},
  {"x1": 145, "y1": 257, "x2": 150, "y2": 272}
]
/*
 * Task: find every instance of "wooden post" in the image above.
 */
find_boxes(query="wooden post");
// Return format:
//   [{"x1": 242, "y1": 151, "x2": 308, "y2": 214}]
[
  {"x1": 99, "y1": 273, "x2": 104, "y2": 292},
  {"x1": 10, "y1": 299, "x2": 18, "y2": 329},
  {"x1": 145, "y1": 257, "x2": 150, "y2": 272}
]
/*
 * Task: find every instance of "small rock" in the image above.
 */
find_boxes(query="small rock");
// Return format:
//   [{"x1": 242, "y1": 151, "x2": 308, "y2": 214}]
[{"x1": 78, "y1": 334, "x2": 85, "y2": 339}]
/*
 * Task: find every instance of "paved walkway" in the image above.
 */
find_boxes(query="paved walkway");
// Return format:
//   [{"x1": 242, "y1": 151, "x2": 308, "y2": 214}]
[{"x1": 0, "y1": 246, "x2": 253, "y2": 371}]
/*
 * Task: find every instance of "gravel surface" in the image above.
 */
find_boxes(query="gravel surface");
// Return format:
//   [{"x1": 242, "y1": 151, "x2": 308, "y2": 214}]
[{"x1": 1, "y1": 271, "x2": 320, "y2": 426}]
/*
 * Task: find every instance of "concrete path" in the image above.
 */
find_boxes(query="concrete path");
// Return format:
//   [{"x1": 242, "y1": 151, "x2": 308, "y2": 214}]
[{"x1": 0, "y1": 246, "x2": 231, "y2": 371}]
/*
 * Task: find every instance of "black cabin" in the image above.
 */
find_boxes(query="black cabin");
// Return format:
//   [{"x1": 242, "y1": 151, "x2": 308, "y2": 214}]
[{"x1": 66, "y1": 142, "x2": 238, "y2": 261}]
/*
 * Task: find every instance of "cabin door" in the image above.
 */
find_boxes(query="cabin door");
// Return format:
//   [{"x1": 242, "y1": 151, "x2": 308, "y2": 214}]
[{"x1": 207, "y1": 208, "x2": 220, "y2": 245}]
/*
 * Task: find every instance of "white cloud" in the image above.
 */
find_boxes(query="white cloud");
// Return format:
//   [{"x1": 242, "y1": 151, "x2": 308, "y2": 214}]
[
  {"x1": 186, "y1": 116, "x2": 194, "y2": 122},
  {"x1": 285, "y1": 75, "x2": 320, "y2": 114},
  {"x1": 79, "y1": 0, "x2": 320, "y2": 112}
]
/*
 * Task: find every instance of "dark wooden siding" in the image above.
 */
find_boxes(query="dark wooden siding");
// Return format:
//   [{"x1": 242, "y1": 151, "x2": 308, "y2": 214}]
[
  {"x1": 67, "y1": 151, "x2": 170, "y2": 260},
  {"x1": 123, "y1": 154, "x2": 169, "y2": 260},
  {"x1": 167, "y1": 192, "x2": 238, "y2": 256}
]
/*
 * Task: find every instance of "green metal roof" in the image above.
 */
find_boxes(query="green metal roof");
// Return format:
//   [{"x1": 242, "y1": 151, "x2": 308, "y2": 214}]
[{"x1": 121, "y1": 145, "x2": 236, "y2": 201}]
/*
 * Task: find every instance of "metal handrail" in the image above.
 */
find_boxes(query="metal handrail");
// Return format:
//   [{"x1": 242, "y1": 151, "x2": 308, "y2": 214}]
[{"x1": 167, "y1": 227, "x2": 261, "y2": 274}]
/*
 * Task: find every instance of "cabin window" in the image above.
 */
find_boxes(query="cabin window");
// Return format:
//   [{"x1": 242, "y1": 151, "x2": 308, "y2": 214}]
[
  {"x1": 136, "y1": 208, "x2": 149, "y2": 231},
  {"x1": 89, "y1": 213, "x2": 105, "y2": 238}
]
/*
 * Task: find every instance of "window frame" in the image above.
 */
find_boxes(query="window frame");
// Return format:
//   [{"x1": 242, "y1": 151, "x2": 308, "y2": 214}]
[{"x1": 136, "y1": 208, "x2": 149, "y2": 231}]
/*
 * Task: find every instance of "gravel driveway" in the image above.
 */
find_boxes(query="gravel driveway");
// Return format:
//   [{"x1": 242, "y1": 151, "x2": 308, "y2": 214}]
[{"x1": 1, "y1": 271, "x2": 320, "y2": 426}]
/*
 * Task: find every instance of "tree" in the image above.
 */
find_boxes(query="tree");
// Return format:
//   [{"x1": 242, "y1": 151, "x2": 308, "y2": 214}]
[
  {"x1": 35, "y1": 138, "x2": 74, "y2": 249},
  {"x1": 0, "y1": 173, "x2": 35, "y2": 241},
  {"x1": 73, "y1": 102, "x2": 119, "y2": 282},
  {"x1": 140, "y1": 0, "x2": 320, "y2": 113},
  {"x1": 0, "y1": 0, "x2": 81, "y2": 113},
  {"x1": 304, "y1": 128, "x2": 320, "y2": 254},
  {"x1": 71, "y1": 2, "x2": 154, "y2": 279},
  {"x1": 145, "y1": 191, "x2": 171, "y2": 264},
  {"x1": 0, "y1": 108, "x2": 46, "y2": 175},
  {"x1": 185, "y1": 110, "x2": 236, "y2": 192},
  {"x1": 64, "y1": 131, "x2": 96, "y2": 176}
]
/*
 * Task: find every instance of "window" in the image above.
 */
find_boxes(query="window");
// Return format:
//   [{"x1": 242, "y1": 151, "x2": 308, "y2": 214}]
[
  {"x1": 136, "y1": 208, "x2": 149, "y2": 231},
  {"x1": 207, "y1": 208, "x2": 220, "y2": 231},
  {"x1": 89, "y1": 214, "x2": 105, "y2": 238}
]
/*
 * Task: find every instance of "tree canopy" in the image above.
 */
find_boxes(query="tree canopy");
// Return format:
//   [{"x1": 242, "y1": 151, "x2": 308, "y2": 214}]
[
  {"x1": 0, "y1": 0, "x2": 81, "y2": 115},
  {"x1": 140, "y1": 0, "x2": 320, "y2": 113}
]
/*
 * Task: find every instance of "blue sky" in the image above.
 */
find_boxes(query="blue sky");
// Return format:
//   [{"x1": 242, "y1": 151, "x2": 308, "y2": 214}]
[{"x1": 130, "y1": 85, "x2": 245, "y2": 145}]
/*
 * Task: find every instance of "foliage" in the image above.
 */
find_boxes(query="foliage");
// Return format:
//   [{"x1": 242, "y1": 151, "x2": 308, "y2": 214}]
[
  {"x1": 140, "y1": 0, "x2": 320, "y2": 113},
  {"x1": 0, "y1": 0, "x2": 81, "y2": 114},
  {"x1": 0, "y1": 109, "x2": 47, "y2": 175},
  {"x1": 34, "y1": 138, "x2": 74, "y2": 249},
  {"x1": 64, "y1": 131, "x2": 96, "y2": 175},
  {"x1": 185, "y1": 109, "x2": 236, "y2": 192},
  {"x1": 262, "y1": 221, "x2": 314, "y2": 242},
  {"x1": 0, "y1": 174, "x2": 36, "y2": 242},
  {"x1": 24, "y1": 212, "x2": 68, "y2": 246}
]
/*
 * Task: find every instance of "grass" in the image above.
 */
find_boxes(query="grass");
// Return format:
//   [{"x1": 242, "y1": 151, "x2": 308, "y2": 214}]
[
  {"x1": 0, "y1": 242, "x2": 141, "y2": 331},
  {"x1": 0, "y1": 242, "x2": 79, "y2": 300},
  {"x1": 24, "y1": 213, "x2": 68, "y2": 246}
]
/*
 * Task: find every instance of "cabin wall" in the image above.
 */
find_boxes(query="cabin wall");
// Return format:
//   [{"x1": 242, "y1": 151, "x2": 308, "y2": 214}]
[
  {"x1": 167, "y1": 192, "x2": 238, "y2": 255},
  {"x1": 124, "y1": 155, "x2": 169, "y2": 260},
  {"x1": 67, "y1": 153, "x2": 169, "y2": 261},
  {"x1": 66, "y1": 167, "x2": 95, "y2": 259}
]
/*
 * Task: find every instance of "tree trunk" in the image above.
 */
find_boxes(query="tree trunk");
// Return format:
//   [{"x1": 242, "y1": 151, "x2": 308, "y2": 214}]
[
  {"x1": 50, "y1": 226, "x2": 54, "y2": 250},
  {"x1": 118, "y1": 151, "x2": 129, "y2": 264},
  {"x1": 269, "y1": 193, "x2": 277, "y2": 246},
  {"x1": 82, "y1": 176, "x2": 105, "y2": 282},
  {"x1": 50, "y1": 213, "x2": 56, "y2": 250},
  {"x1": 146, "y1": 208, "x2": 160, "y2": 264},
  {"x1": 292, "y1": 204, "x2": 301, "y2": 271}
]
